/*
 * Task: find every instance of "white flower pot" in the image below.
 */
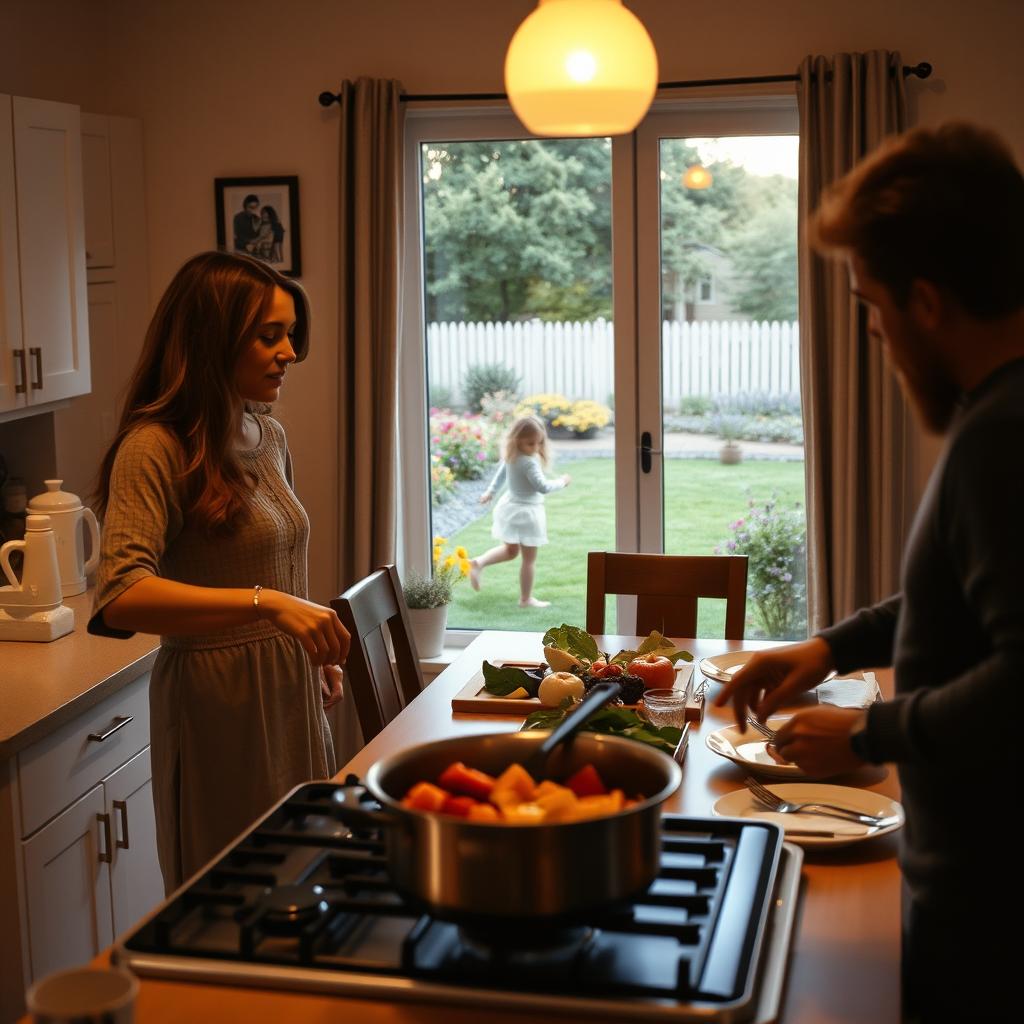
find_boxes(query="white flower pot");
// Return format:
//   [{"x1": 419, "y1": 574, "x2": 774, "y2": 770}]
[{"x1": 407, "y1": 604, "x2": 449, "y2": 658}]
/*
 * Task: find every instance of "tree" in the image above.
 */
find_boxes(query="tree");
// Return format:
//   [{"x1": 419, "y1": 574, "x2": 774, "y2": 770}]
[
  {"x1": 726, "y1": 180, "x2": 798, "y2": 321},
  {"x1": 422, "y1": 139, "x2": 612, "y2": 321}
]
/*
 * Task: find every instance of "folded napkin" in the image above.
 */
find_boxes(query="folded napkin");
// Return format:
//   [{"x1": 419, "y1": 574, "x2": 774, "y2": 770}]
[
  {"x1": 816, "y1": 672, "x2": 881, "y2": 710},
  {"x1": 746, "y1": 809, "x2": 869, "y2": 836}
]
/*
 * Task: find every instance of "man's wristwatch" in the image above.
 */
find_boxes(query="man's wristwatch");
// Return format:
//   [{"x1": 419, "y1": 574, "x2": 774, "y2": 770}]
[{"x1": 848, "y1": 711, "x2": 871, "y2": 761}]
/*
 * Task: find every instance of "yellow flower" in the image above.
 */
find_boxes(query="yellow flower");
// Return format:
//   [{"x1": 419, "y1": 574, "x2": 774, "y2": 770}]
[
  {"x1": 433, "y1": 535, "x2": 447, "y2": 546},
  {"x1": 459, "y1": 558, "x2": 471, "y2": 575},
  {"x1": 456, "y1": 546, "x2": 468, "y2": 559},
  {"x1": 433, "y1": 546, "x2": 442, "y2": 564},
  {"x1": 444, "y1": 555, "x2": 457, "y2": 569}
]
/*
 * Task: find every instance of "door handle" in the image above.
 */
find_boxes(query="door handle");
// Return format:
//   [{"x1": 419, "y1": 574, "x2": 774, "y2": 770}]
[
  {"x1": 13, "y1": 349, "x2": 26, "y2": 394},
  {"x1": 113, "y1": 800, "x2": 130, "y2": 849},
  {"x1": 640, "y1": 431, "x2": 662, "y2": 474},
  {"x1": 97, "y1": 812, "x2": 113, "y2": 863},
  {"x1": 29, "y1": 347, "x2": 42, "y2": 390}
]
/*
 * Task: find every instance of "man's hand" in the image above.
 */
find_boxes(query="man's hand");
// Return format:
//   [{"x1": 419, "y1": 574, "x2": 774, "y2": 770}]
[
  {"x1": 714, "y1": 637, "x2": 835, "y2": 728},
  {"x1": 479, "y1": 492, "x2": 493, "y2": 505},
  {"x1": 771, "y1": 707, "x2": 867, "y2": 776},
  {"x1": 321, "y1": 664, "x2": 344, "y2": 709}
]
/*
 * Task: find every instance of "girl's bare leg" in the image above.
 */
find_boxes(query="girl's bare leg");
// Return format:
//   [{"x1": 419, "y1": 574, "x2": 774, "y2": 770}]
[
  {"x1": 518, "y1": 545, "x2": 549, "y2": 607},
  {"x1": 469, "y1": 543, "x2": 520, "y2": 591}
]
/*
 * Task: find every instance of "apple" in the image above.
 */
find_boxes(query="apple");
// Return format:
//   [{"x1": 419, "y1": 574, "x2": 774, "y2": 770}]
[{"x1": 627, "y1": 654, "x2": 676, "y2": 690}]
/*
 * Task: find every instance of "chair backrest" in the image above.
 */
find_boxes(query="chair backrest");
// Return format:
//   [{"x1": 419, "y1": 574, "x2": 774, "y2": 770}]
[
  {"x1": 331, "y1": 565, "x2": 424, "y2": 743},
  {"x1": 586, "y1": 551, "x2": 748, "y2": 640}
]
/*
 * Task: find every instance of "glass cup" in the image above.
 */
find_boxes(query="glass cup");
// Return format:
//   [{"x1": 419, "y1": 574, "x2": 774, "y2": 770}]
[
  {"x1": 641, "y1": 688, "x2": 689, "y2": 729},
  {"x1": 26, "y1": 967, "x2": 138, "y2": 1024}
]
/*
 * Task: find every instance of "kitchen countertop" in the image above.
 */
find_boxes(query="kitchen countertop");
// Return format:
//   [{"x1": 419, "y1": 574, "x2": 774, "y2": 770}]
[
  {"x1": 0, "y1": 589, "x2": 158, "y2": 758},
  {"x1": 71, "y1": 631, "x2": 900, "y2": 1024}
]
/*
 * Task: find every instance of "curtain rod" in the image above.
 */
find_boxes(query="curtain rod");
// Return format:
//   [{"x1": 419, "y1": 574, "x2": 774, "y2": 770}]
[{"x1": 317, "y1": 62, "x2": 932, "y2": 108}]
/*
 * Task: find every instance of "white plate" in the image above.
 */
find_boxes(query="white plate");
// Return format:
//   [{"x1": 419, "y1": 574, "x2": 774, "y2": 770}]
[
  {"x1": 705, "y1": 716, "x2": 811, "y2": 779},
  {"x1": 713, "y1": 782, "x2": 904, "y2": 849},
  {"x1": 698, "y1": 650, "x2": 758, "y2": 683}
]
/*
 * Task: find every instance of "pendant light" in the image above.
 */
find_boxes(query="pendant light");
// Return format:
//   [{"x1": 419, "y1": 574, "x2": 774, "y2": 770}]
[
  {"x1": 682, "y1": 164, "x2": 713, "y2": 189},
  {"x1": 504, "y1": 0, "x2": 658, "y2": 137}
]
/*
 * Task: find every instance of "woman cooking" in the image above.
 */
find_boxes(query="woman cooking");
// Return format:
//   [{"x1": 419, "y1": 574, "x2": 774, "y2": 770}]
[{"x1": 89, "y1": 250, "x2": 350, "y2": 892}]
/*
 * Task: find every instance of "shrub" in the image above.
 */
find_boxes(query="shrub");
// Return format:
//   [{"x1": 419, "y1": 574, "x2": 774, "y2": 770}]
[
  {"x1": 428, "y1": 383, "x2": 455, "y2": 411},
  {"x1": 714, "y1": 391, "x2": 802, "y2": 417},
  {"x1": 713, "y1": 414, "x2": 746, "y2": 442},
  {"x1": 403, "y1": 538, "x2": 471, "y2": 609},
  {"x1": 552, "y1": 399, "x2": 612, "y2": 434},
  {"x1": 463, "y1": 363, "x2": 521, "y2": 412},
  {"x1": 430, "y1": 412, "x2": 493, "y2": 480},
  {"x1": 716, "y1": 495, "x2": 807, "y2": 640},
  {"x1": 516, "y1": 392, "x2": 573, "y2": 423},
  {"x1": 480, "y1": 389, "x2": 519, "y2": 429},
  {"x1": 430, "y1": 455, "x2": 456, "y2": 505},
  {"x1": 678, "y1": 394, "x2": 713, "y2": 416}
]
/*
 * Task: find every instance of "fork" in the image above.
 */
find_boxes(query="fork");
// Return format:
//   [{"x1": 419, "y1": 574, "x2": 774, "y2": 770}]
[
  {"x1": 742, "y1": 776, "x2": 894, "y2": 826},
  {"x1": 745, "y1": 716, "x2": 778, "y2": 742}
]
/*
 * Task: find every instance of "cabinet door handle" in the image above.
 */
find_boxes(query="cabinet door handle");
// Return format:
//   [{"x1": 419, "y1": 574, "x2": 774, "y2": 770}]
[
  {"x1": 97, "y1": 812, "x2": 113, "y2": 863},
  {"x1": 87, "y1": 714, "x2": 134, "y2": 742},
  {"x1": 113, "y1": 799, "x2": 130, "y2": 849},
  {"x1": 13, "y1": 349, "x2": 27, "y2": 394},
  {"x1": 29, "y1": 347, "x2": 42, "y2": 390}
]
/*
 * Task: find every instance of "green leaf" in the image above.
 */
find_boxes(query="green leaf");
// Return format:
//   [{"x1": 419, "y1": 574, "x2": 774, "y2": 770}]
[
  {"x1": 520, "y1": 701, "x2": 682, "y2": 755},
  {"x1": 482, "y1": 661, "x2": 539, "y2": 697},
  {"x1": 523, "y1": 705, "x2": 566, "y2": 730},
  {"x1": 541, "y1": 623, "x2": 599, "y2": 663}
]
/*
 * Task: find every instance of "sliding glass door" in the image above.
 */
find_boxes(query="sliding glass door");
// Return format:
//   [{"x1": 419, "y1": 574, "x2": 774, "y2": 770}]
[{"x1": 400, "y1": 97, "x2": 806, "y2": 640}]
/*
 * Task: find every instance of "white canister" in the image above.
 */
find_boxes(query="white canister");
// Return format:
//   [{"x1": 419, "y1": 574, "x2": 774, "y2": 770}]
[{"x1": 27, "y1": 480, "x2": 101, "y2": 596}]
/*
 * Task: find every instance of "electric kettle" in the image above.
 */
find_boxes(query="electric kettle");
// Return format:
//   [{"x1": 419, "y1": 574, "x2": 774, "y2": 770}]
[
  {"x1": 0, "y1": 513, "x2": 75, "y2": 641},
  {"x1": 27, "y1": 480, "x2": 101, "y2": 596}
]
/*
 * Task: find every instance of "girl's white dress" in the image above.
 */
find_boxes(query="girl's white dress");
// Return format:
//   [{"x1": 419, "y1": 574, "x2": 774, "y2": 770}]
[{"x1": 484, "y1": 454, "x2": 567, "y2": 546}]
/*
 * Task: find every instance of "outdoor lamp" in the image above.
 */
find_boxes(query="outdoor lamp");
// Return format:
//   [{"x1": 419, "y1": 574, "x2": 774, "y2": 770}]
[
  {"x1": 504, "y1": 0, "x2": 659, "y2": 137},
  {"x1": 683, "y1": 164, "x2": 713, "y2": 189}
]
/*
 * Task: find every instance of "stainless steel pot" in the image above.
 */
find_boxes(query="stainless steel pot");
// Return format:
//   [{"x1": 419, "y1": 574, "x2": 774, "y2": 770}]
[{"x1": 333, "y1": 730, "x2": 682, "y2": 924}]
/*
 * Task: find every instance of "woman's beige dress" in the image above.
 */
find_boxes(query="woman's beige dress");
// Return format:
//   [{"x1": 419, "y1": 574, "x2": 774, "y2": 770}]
[{"x1": 90, "y1": 415, "x2": 335, "y2": 892}]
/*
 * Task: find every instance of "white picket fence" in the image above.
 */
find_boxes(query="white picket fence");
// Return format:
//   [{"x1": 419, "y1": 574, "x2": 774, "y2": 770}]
[{"x1": 427, "y1": 319, "x2": 800, "y2": 406}]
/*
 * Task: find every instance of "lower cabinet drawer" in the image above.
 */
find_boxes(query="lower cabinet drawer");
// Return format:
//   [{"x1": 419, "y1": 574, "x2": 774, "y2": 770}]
[{"x1": 17, "y1": 672, "x2": 150, "y2": 837}]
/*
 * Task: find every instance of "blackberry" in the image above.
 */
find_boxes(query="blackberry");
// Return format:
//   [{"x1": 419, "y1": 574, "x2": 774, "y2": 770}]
[{"x1": 582, "y1": 673, "x2": 646, "y2": 706}]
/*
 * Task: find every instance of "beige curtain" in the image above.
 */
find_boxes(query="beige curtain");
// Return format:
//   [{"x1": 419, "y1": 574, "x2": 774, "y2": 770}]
[
  {"x1": 797, "y1": 52, "x2": 913, "y2": 631},
  {"x1": 336, "y1": 78, "x2": 404, "y2": 591}
]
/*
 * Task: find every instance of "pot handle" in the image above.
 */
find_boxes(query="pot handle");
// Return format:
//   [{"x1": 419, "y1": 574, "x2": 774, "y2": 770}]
[
  {"x1": 0, "y1": 540, "x2": 25, "y2": 588},
  {"x1": 82, "y1": 507, "x2": 101, "y2": 575},
  {"x1": 332, "y1": 775, "x2": 401, "y2": 831}
]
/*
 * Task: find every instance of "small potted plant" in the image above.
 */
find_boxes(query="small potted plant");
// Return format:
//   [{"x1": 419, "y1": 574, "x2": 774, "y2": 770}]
[
  {"x1": 714, "y1": 414, "x2": 745, "y2": 465},
  {"x1": 402, "y1": 538, "x2": 470, "y2": 658}
]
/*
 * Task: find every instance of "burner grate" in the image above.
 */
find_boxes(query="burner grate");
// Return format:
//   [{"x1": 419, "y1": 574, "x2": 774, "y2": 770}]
[{"x1": 118, "y1": 782, "x2": 788, "y2": 1016}]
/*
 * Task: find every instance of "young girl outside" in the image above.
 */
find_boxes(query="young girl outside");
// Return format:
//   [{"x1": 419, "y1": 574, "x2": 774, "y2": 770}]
[{"x1": 470, "y1": 415, "x2": 570, "y2": 608}]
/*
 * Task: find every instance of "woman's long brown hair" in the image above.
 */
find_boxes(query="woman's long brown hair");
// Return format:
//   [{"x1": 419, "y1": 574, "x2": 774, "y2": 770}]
[{"x1": 96, "y1": 251, "x2": 310, "y2": 534}]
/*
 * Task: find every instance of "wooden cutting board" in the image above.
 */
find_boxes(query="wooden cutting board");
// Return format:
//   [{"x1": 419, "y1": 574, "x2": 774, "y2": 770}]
[{"x1": 451, "y1": 660, "x2": 700, "y2": 720}]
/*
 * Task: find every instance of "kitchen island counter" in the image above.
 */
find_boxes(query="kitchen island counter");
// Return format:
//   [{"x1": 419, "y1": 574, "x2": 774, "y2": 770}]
[
  {"x1": 51, "y1": 632, "x2": 900, "y2": 1024},
  {"x1": 0, "y1": 589, "x2": 158, "y2": 759}
]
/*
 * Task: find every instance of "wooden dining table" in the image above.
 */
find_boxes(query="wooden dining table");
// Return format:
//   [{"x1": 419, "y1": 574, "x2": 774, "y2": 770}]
[{"x1": 72, "y1": 631, "x2": 902, "y2": 1024}]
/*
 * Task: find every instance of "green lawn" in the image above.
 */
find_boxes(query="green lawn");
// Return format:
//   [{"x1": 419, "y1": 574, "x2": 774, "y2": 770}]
[{"x1": 445, "y1": 457, "x2": 806, "y2": 635}]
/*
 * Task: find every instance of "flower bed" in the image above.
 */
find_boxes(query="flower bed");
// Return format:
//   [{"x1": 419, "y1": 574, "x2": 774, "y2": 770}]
[{"x1": 430, "y1": 411, "x2": 494, "y2": 480}]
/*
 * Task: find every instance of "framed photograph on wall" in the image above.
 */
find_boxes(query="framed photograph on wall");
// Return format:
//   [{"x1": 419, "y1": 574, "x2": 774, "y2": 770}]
[{"x1": 214, "y1": 175, "x2": 302, "y2": 277}]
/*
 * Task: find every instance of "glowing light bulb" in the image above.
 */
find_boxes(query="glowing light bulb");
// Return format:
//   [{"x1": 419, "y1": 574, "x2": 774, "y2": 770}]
[
  {"x1": 683, "y1": 165, "x2": 713, "y2": 190},
  {"x1": 565, "y1": 50, "x2": 598, "y2": 83}
]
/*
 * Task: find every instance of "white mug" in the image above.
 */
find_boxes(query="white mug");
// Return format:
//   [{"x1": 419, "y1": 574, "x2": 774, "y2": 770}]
[{"x1": 26, "y1": 966, "x2": 138, "y2": 1023}]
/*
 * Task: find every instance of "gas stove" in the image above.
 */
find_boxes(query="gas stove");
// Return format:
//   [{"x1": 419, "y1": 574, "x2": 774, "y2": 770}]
[{"x1": 113, "y1": 782, "x2": 801, "y2": 1022}]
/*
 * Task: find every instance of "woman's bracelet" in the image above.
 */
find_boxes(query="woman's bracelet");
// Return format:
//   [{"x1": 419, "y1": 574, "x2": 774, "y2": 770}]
[{"x1": 252, "y1": 584, "x2": 264, "y2": 620}]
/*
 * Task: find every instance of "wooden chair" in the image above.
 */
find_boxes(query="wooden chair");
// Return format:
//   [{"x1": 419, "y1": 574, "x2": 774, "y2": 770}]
[
  {"x1": 586, "y1": 551, "x2": 749, "y2": 640},
  {"x1": 331, "y1": 565, "x2": 424, "y2": 743}
]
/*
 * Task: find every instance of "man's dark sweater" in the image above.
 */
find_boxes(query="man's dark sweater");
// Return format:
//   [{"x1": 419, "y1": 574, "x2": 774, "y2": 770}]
[{"x1": 819, "y1": 358, "x2": 1024, "y2": 916}]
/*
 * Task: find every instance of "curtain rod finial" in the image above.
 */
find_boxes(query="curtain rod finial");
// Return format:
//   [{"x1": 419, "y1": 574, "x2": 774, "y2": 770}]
[
  {"x1": 318, "y1": 91, "x2": 340, "y2": 108},
  {"x1": 908, "y1": 62, "x2": 933, "y2": 79}
]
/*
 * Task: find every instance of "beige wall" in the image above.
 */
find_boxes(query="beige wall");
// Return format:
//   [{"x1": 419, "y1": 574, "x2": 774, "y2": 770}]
[{"x1": 3, "y1": 0, "x2": 1021, "y2": 598}]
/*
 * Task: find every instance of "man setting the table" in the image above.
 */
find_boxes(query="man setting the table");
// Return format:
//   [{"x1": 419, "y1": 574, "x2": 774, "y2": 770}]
[{"x1": 717, "y1": 122, "x2": 1024, "y2": 1023}]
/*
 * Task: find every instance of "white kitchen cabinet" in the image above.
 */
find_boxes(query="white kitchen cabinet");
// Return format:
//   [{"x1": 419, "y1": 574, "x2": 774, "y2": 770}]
[
  {"x1": 21, "y1": 784, "x2": 114, "y2": 981},
  {"x1": 1, "y1": 670, "x2": 164, "y2": 1021},
  {"x1": 80, "y1": 113, "x2": 115, "y2": 270},
  {"x1": 104, "y1": 747, "x2": 162, "y2": 937},
  {"x1": 0, "y1": 93, "x2": 90, "y2": 419}
]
